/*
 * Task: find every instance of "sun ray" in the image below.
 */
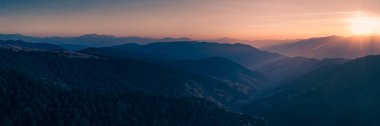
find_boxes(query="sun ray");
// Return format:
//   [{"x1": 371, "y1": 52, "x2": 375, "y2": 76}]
[
  {"x1": 346, "y1": 12, "x2": 380, "y2": 36},
  {"x1": 307, "y1": 37, "x2": 338, "y2": 55}
]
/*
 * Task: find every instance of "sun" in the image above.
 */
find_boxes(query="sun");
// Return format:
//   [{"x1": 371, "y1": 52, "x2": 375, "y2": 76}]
[{"x1": 346, "y1": 14, "x2": 380, "y2": 35}]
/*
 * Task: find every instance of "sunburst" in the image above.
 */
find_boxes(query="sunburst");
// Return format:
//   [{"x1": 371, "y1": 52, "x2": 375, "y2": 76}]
[{"x1": 346, "y1": 13, "x2": 380, "y2": 35}]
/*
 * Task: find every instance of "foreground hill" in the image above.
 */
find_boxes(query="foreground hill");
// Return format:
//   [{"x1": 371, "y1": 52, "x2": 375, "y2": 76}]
[
  {"x1": 243, "y1": 55, "x2": 380, "y2": 126},
  {"x1": 0, "y1": 69, "x2": 264, "y2": 126},
  {"x1": 264, "y1": 35, "x2": 380, "y2": 59},
  {"x1": 0, "y1": 47, "x2": 258, "y2": 109},
  {"x1": 159, "y1": 57, "x2": 272, "y2": 99}
]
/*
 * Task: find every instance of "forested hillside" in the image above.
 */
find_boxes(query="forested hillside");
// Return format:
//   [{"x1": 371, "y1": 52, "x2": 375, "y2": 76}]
[
  {"x1": 0, "y1": 47, "x2": 258, "y2": 109},
  {"x1": 0, "y1": 69, "x2": 265, "y2": 126}
]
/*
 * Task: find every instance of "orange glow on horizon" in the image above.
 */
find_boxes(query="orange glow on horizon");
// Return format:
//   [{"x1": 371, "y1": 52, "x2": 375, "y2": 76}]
[{"x1": 2, "y1": 1, "x2": 380, "y2": 41}]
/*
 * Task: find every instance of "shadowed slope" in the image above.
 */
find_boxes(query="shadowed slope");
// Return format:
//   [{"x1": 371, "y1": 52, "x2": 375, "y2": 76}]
[{"x1": 243, "y1": 55, "x2": 380, "y2": 126}]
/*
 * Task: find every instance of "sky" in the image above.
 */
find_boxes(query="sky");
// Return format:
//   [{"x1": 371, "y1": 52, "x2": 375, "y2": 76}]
[{"x1": 1, "y1": 0, "x2": 380, "y2": 40}]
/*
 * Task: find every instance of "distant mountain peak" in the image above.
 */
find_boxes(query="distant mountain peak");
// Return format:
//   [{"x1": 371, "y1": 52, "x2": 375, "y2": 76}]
[
  {"x1": 160, "y1": 37, "x2": 192, "y2": 41},
  {"x1": 206, "y1": 37, "x2": 252, "y2": 44},
  {"x1": 79, "y1": 34, "x2": 115, "y2": 38}
]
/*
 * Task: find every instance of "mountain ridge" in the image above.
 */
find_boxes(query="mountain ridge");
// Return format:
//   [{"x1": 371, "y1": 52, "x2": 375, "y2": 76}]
[{"x1": 0, "y1": 33, "x2": 192, "y2": 50}]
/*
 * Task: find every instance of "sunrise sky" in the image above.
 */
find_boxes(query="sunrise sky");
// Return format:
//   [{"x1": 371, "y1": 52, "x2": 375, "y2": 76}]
[{"x1": 1, "y1": 0, "x2": 380, "y2": 40}]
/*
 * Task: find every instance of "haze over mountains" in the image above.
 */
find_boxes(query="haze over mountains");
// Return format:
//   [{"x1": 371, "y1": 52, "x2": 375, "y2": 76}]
[
  {"x1": 265, "y1": 35, "x2": 380, "y2": 59},
  {"x1": 0, "y1": 34, "x2": 192, "y2": 50},
  {"x1": 0, "y1": 35, "x2": 356, "y2": 85},
  {"x1": 80, "y1": 41, "x2": 346, "y2": 82},
  {"x1": 0, "y1": 33, "x2": 292, "y2": 51},
  {"x1": 5, "y1": 33, "x2": 380, "y2": 60}
]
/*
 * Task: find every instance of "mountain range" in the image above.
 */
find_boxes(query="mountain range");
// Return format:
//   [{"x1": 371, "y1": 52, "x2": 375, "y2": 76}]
[
  {"x1": 80, "y1": 41, "x2": 346, "y2": 82},
  {"x1": 0, "y1": 33, "x2": 296, "y2": 51},
  {"x1": 0, "y1": 33, "x2": 192, "y2": 50},
  {"x1": 6, "y1": 33, "x2": 380, "y2": 60},
  {"x1": 2, "y1": 34, "x2": 380, "y2": 125},
  {"x1": 0, "y1": 40, "x2": 278, "y2": 125}
]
